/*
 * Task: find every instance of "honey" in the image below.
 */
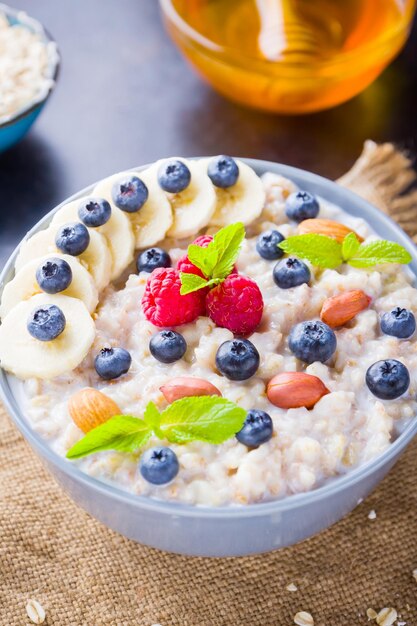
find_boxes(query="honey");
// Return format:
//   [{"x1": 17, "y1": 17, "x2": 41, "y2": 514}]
[{"x1": 165, "y1": 0, "x2": 416, "y2": 113}]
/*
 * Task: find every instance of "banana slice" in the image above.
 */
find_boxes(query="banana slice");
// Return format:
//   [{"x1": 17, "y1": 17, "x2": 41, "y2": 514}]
[
  {"x1": 0, "y1": 253, "x2": 98, "y2": 319},
  {"x1": 51, "y1": 198, "x2": 135, "y2": 281},
  {"x1": 15, "y1": 226, "x2": 112, "y2": 291},
  {"x1": 202, "y1": 158, "x2": 266, "y2": 227},
  {"x1": 156, "y1": 158, "x2": 216, "y2": 239},
  {"x1": 93, "y1": 169, "x2": 173, "y2": 248},
  {"x1": 0, "y1": 293, "x2": 95, "y2": 380}
]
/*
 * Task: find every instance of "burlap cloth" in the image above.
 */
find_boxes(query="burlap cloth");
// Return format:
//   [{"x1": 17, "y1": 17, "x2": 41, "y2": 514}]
[{"x1": 1, "y1": 142, "x2": 417, "y2": 626}]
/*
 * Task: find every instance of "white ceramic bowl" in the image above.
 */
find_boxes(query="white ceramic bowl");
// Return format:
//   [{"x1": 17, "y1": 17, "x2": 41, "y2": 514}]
[{"x1": 1, "y1": 158, "x2": 416, "y2": 557}]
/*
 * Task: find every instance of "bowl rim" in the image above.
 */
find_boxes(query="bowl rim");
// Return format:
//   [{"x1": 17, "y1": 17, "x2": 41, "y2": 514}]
[
  {"x1": 1, "y1": 157, "x2": 417, "y2": 519},
  {"x1": 159, "y1": 0, "x2": 415, "y2": 74},
  {"x1": 0, "y1": 2, "x2": 60, "y2": 128}
]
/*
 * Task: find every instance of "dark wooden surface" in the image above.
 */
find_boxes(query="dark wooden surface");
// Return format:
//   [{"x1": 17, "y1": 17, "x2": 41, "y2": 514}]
[{"x1": 0, "y1": 0, "x2": 416, "y2": 268}]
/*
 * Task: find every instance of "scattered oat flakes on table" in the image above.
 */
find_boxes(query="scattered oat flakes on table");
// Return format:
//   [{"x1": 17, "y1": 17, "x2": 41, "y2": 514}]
[
  {"x1": 376, "y1": 607, "x2": 397, "y2": 626},
  {"x1": 294, "y1": 611, "x2": 314, "y2": 626},
  {"x1": 25, "y1": 599, "x2": 46, "y2": 624},
  {"x1": 368, "y1": 509, "x2": 377, "y2": 520}
]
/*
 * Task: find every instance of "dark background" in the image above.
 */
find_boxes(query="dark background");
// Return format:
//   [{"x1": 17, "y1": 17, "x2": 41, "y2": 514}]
[{"x1": 0, "y1": 0, "x2": 416, "y2": 268}]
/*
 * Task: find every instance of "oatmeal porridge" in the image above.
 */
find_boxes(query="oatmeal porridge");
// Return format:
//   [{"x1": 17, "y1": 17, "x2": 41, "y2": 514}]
[
  {"x1": 0, "y1": 10, "x2": 58, "y2": 123},
  {"x1": 0, "y1": 157, "x2": 416, "y2": 506}
]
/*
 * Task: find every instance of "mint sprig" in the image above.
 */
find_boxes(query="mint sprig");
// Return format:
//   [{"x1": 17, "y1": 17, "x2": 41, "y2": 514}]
[
  {"x1": 180, "y1": 222, "x2": 245, "y2": 295},
  {"x1": 279, "y1": 234, "x2": 343, "y2": 269},
  {"x1": 66, "y1": 415, "x2": 152, "y2": 459},
  {"x1": 158, "y1": 396, "x2": 246, "y2": 444},
  {"x1": 347, "y1": 240, "x2": 412, "y2": 268},
  {"x1": 341, "y1": 232, "x2": 360, "y2": 260},
  {"x1": 180, "y1": 273, "x2": 222, "y2": 295},
  {"x1": 66, "y1": 396, "x2": 246, "y2": 460},
  {"x1": 278, "y1": 233, "x2": 411, "y2": 270}
]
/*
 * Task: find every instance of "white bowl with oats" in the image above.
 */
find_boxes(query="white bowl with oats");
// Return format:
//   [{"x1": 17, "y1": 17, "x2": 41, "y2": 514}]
[{"x1": 1, "y1": 156, "x2": 416, "y2": 557}]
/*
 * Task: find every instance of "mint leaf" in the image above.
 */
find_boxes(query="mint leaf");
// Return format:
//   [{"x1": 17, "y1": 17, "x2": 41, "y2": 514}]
[
  {"x1": 180, "y1": 272, "x2": 222, "y2": 295},
  {"x1": 143, "y1": 402, "x2": 164, "y2": 439},
  {"x1": 159, "y1": 396, "x2": 246, "y2": 445},
  {"x1": 187, "y1": 244, "x2": 218, "y2": 278},
  {"x1": 143, "y1": 402, "x2": 161, "y2": 429},
  {"x1": 342, "y1": 232, "x2": 360, "y2": 260},
  {"x1": 66, "y1": 416, "x2": 151, "y2": 460},
  {"x1": 211, "y1": 222, "x2": 245, "y2": 279},
  {"x1": 180, "y1": 223, "x2": 245, "y2": 295},
  {"x1": 348, "y1": 240, "x2": 412, "y2": 268},
  {"x1": 278, "y1": 234, "x2": 343, "y2": 269},
  {"x1": 180, "y1": 272, "x2": 210, "y2": 295}
]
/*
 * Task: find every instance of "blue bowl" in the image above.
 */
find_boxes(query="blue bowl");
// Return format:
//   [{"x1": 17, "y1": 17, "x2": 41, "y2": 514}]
[{"x1": 0, "y1": 3, "x2": 59, "y2": 153}]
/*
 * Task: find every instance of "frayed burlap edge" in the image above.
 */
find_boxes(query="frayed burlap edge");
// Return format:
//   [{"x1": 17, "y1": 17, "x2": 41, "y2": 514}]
[{"x1": 338, "y1": 140, "x2": 417, "y2": 239}]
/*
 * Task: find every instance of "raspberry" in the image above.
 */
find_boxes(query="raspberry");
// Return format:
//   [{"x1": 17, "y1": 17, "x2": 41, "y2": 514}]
[
  {"x1": 142, "y1": 268, "x2": 205, "y2": 327},
  {"x1": 206, "y1": 274, "x2": 264, "y2": 335},
  {"x1": 193, "y1": 235, "x2": 214, "y2": 247},
  {"x1": 177, "y1": 235, "x2": 213, "y2": 278}
]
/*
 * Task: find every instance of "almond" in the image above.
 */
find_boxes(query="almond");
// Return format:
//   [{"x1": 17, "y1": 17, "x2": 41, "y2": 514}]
[
  {"x1": 320, "y1": 289, "x2": 371, "y2": 328},
  {"x1": 160, "y1": 377, "x2": 222, "y2": 403},
  {"x1": 68, "y1": 387, "x2": 121, "y2": 433},
  {"x1": 267, "y1": 372, "x2": 329, "y2": 409},
  {"x1": 298, "y1": 218, "x2": 363, "y2": 243}
]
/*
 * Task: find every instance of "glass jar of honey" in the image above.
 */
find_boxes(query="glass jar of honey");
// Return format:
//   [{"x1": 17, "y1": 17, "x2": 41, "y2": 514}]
[{"x1": 160, "y1": 0, "x2": 416, "y2": 114}]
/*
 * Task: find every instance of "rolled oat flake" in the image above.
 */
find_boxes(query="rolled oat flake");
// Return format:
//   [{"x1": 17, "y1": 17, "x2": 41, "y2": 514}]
[
  {"x1": 294, "y1": 611, "x2": 314, "y2": 626},
  {"x1": 376, "y1": 607, "x2": 398, "y2": 626},
  {"x1": 26, "y1": 599, "x2": 46, "y2": 624}
]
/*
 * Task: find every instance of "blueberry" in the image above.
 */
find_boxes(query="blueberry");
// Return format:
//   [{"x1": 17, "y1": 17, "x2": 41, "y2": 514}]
[
  {"x1": 256, "y1": 229, "x2": 285, "y2": 260},
  {"x1": 215, "y1": 338, "x2": 260, "y2": 381},
  {"x1": 78, "y1": 197, "x2": 111, "y2": 227},
  {"x1": 207, "y1": 155, "x2": 239, "y2": 188},
  {"x1": 95, "y1": 347, "x2": 132, "y2": 380},
  {"x1": 273, "y1": 257, "x2": 311, "y2": 289},
  {"x1": 36, "y1": 258, "x2": 72, "y2": 294},
  {"x1": 157, "y1": 159, "x2": 191, "y2": 194},
  {"x1": 150, "y1": 330, "x2": 187, "y2": 364},
  {"x1": 285, "y1": 191, "x2": 320, "y2": 222},
  {"x1": 55, "y1": 222, "x2": 90, "y2": 256},
  {"x1": 27, "y1": 305, "x2": 66, "y2": 341},
  {"x1": 112, "y1": 175, "x2": 149, "y2": 213},
  {"x1": 137, "y1": 247, "x2": 171, "y2": 273},
  {"x1": 140, "y1": 446, "x2": 179, "y2": 485},
  {"x1": 236, "y1": 409, "x2": 273, "y2": 447},
  {"x1": 380, "y1": 307, "x2": 416, "y2": 339},
  {"x1": 289, "y1": 320, "x2": 336, "y2": 364},
  {"x1": 366, "y1": 359, "x2": 410, "y2": 400}
]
